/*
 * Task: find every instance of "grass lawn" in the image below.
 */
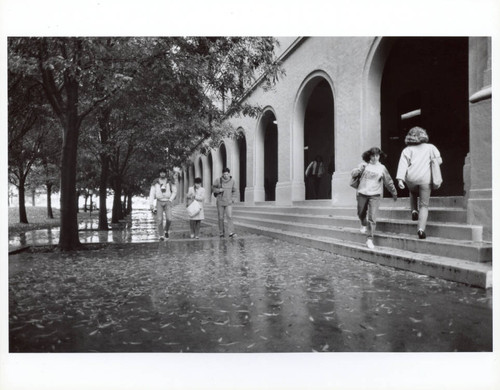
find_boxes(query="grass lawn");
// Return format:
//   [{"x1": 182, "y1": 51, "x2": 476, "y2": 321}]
[{"x1": 8, "y1": 207, "x2": 93, "y2": 235}]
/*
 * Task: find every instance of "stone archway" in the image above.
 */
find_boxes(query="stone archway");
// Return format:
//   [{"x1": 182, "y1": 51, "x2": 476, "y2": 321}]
[
  {"x1": 292, "y1": 71, "x2": 335, "y2": 201},
  {"x1": 255, "y1": 109, "x2": 278, "y2": 202},
  {"x1": 303, "y1": 79, "x2": 335, "y2": 199},
  {"x1": 207, "y1": 152, "x2": 214, "y2": 200},
  {"x1": 219, "y1": 142, "x2": 227, "y2": 171},
  {"x1": 366, "y1": 37, "x2": 469, "y2": 197},
  {"x1": 196, "y1": 156, "x2": 203, "y2": 183},
  {"x1": 236, "y1": 132, "x2": 247, "y2": 202}
]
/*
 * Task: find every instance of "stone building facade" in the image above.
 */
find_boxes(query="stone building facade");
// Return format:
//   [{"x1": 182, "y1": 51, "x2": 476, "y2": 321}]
[{"x1": 179, "y1": 37, "x2": 492, "y2": 240}]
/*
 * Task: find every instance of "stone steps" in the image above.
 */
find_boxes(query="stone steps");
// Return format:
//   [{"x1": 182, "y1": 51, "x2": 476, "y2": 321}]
[
  {"x1": 222, "y1": 221, "x2": 492, "y2": 289},
  {"x1": 203, "y1": 197, "x2": 492, "y2": 288},
  {"x1": 237, "y1": 205, "x2": 467, "y2": 223},
  {"x1": 231, "y1": 209, "x2": 481, "y2": 242}
]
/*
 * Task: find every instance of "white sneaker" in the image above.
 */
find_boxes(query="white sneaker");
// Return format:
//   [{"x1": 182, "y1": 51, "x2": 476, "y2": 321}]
[
  {"x1": 366, "y1": 239, "x2": 375, "y2": 249},
  {"x1": 360, "y1": 226, "x2": 367, "y2": 234}
]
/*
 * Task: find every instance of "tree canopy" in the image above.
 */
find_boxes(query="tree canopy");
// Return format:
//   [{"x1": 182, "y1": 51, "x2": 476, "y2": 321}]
[{"x1": 8, "y1": 36, "x2": 283, "y2": 249}]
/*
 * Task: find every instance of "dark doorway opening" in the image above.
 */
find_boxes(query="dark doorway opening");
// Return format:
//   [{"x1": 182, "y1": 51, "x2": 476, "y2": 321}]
[
  {"x1": 197, "y1": 158, "x2": 203, "y2": 183},
  {"x1": 263, "y1": 112, "x2": 278, "y2": 201},
  {"x1": 381, "y1": 37, "x2": 469, "y2": 196},
  {"x1": 238, "y1": 135, "x2": 247, "y2": 202},
  {"x1": 208, "y1": 152, "x2": 213, "y2": 195},
  {"x1": 303, "y1": 79, "x2": 334, "y2": 200},
  {"x1": 220, "y1": 143, "x2": 227, "y2": 171}
]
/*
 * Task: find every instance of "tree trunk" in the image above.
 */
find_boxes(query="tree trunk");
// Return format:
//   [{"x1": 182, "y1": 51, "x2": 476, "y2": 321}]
[
  {"x1": 58, "y1": 99, "x2": 81, "y2": 250},
  {"x1": 111, "y1": 178, "x2": 123, "y2": 223},
  {"x1": 122, "y1": 194, "x2": 127, "y2": 216},
  {"x1": 84, "y1": 194, "x2": 88, "y2": 212},
  {"x1": 98, "y1": 158, "x2": 109, "y2": 230},
  {"x1": 46, "y1": 182, "x2": 54, "y2": 219},
  {"x1": 18, "y1": 180, "x2": 28, "y2": 224},
  {"x1": 127, "y1": 193, "x2": 133, "y2": 215},
  {"x1": 97, "y1": 108, "x2": 110, "y2": 230}
]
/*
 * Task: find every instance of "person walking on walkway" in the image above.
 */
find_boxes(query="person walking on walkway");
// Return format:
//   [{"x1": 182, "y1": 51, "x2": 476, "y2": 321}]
[
  {"x1": 149, "y1": 168, "x2": 177, "y2": 241},
  {"x1": 396, "y1": 126, "x2": 442, "y2": 240},
  {"x1": 305, "y1": 155, "x2": 325, "y2": 199},
  {"x1": 212, "y1": 167, "x2": 237, "y2": 238},
  {"x1": 351, "y1": 147, "x2": 397, "y2": 249},
  {"x1": 186, "y1": 177, "x2": 205, "y2": 239}
]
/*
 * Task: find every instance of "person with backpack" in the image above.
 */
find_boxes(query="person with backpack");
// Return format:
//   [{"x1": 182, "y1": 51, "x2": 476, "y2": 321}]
[
  {"x1": 212, "y1": 167, "x2": 238, "y2": 238},
  {"x1": 149, "y1": 168, "x2": 177, "y2": 241}
]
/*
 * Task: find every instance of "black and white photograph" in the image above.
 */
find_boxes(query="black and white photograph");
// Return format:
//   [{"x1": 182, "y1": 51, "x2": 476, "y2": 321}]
[{"x1": 1, "y1": 1, "x2": 498, "y2": 389}]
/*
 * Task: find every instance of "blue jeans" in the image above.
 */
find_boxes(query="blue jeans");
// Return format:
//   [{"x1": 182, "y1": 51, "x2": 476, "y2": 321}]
[
  {"x1": 357, "y1": 194, "x2": 380, "y2": 239},
  {"x1": 407, "y1": 182, "x2": 431, "y2": 231}
]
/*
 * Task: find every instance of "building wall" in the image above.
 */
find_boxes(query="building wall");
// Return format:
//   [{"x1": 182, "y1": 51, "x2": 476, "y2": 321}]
[{"x1": 185, "y1": 36, "x2": 492, "y2": 239}]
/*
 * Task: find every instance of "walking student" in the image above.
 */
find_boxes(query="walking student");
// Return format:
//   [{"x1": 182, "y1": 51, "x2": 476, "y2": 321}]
[
  {"x1": 212, "y1": 167, "x2": 237, "y2": 238},
  {"x1": 186, "y1": 177, "x2": 205, "y2": 239},
  {"x1": 149, "y1": 168, "x2": 177, "y2": 241},
  {"x1": 396, "y1": 126, "x2": 443, "y2": 239},
  {"x1": 351, "y1": 147, "x2": 397, "y2": 249}
]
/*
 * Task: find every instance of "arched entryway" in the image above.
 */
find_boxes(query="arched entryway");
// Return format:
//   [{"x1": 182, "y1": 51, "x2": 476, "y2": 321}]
[
  {"x1": 208, "y1": 152, "x2": 214, "y2": 196},
  {"x1": 219, "y1": 143, "x2": 227, "y2": 171},
  {"x1": 303, "y1": 78, "x2": 335, "y2": 199},
  {"x1": 237, "y1": 133, "x2": 247, "y2": 202},
  {"x1": 196, "y1": 157, "x2": 203, "y2": 182},
  {"x1": 260, "y1": 111, "x2": 278, "y2": 201},
  {"x1": 380, "y1": 37, "x2": 469, "y2": 196}
]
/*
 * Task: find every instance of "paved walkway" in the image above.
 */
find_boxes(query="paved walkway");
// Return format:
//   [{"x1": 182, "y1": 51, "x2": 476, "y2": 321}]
[
  {"x1": 8, "y1": 204, "x2": 493, "y2": 353},
  {"x1": 8, "y1": 204, "x2": 213, "y2": 252}
]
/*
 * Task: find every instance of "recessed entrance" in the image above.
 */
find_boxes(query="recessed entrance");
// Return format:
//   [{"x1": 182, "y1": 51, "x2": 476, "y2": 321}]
[
  {"x1": 303, "y1": 79, "x2": 334, "y2": 200},
  {"x1": 381, "y1": 37, "x2": 469, "y2": 196},
  {"x1": 219, "y1": 143, "x2": 227, "y2": 171},
  {"x1": 237, "y1": 134, "x2": 247, "y2": 202},
  {"x1": 262, "y1": 111, "x2": 278, "y2": 201}
]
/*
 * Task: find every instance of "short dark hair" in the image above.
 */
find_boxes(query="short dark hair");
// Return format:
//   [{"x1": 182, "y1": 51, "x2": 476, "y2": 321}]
[
  {"x1": 194, "y1": 177, "x2": 202, "y2": 184},
  {"x1": 159, "y1": 168, "x2": 167, "y2": 174},
  {"x1": 222, "y1": 167, "x2": 230, "y2": 173},
  {"x1": 362, "y1": 147, "x2": 386, "y2": 163}
]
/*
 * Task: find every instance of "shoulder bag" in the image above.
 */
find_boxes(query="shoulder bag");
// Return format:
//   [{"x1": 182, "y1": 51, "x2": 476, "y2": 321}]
[
  {"x1": 350, "y1": 165, "x2": 365, "y2": 189},
  {"x1": 430, "y1": 148, "x2": 443, "y2": 190}
]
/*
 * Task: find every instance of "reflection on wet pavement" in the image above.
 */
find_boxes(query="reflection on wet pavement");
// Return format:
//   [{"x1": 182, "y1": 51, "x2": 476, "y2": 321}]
[
  {"x1": 8, "y1": 208, "x2": 217, "y2": 251},
  {"x1": 9, "y1": 228, "x2": 492, "y2": 352}
]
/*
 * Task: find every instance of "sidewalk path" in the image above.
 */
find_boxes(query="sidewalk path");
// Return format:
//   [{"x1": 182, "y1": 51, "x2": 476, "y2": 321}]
[
  {"x1": 8, "y1": 204, "x2": 493, "y2": 352},
  {"x1": 8, "y1": 204, "x2": 212, "y2": 252}
]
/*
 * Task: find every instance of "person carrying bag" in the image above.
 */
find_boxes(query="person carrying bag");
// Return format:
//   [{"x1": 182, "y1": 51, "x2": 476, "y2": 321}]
[
  {"x1": 396, "y1": 126, "x2": 443, "y2": 240},
  {"x1": 186, "y1": 177, "x2": 205, "y2": 239}
]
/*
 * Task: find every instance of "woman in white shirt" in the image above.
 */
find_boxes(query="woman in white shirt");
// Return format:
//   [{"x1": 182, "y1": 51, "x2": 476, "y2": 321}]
[
  {"x1": 186, "y1": 177, "x2": 205, "y2": 239},
  {"x1": 396, "y1": 126, "x2": 442, "y2": 240}
]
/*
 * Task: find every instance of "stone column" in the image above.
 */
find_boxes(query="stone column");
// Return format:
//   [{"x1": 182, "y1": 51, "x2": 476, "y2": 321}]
[{"x1": 466, "y1": 37, "x2": 492, "y2": 240}]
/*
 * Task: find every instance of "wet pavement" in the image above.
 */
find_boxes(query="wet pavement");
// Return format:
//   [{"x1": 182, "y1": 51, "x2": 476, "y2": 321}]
[{"x1": 8, "y1": 206, "x2": 492, "y2": 352}]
